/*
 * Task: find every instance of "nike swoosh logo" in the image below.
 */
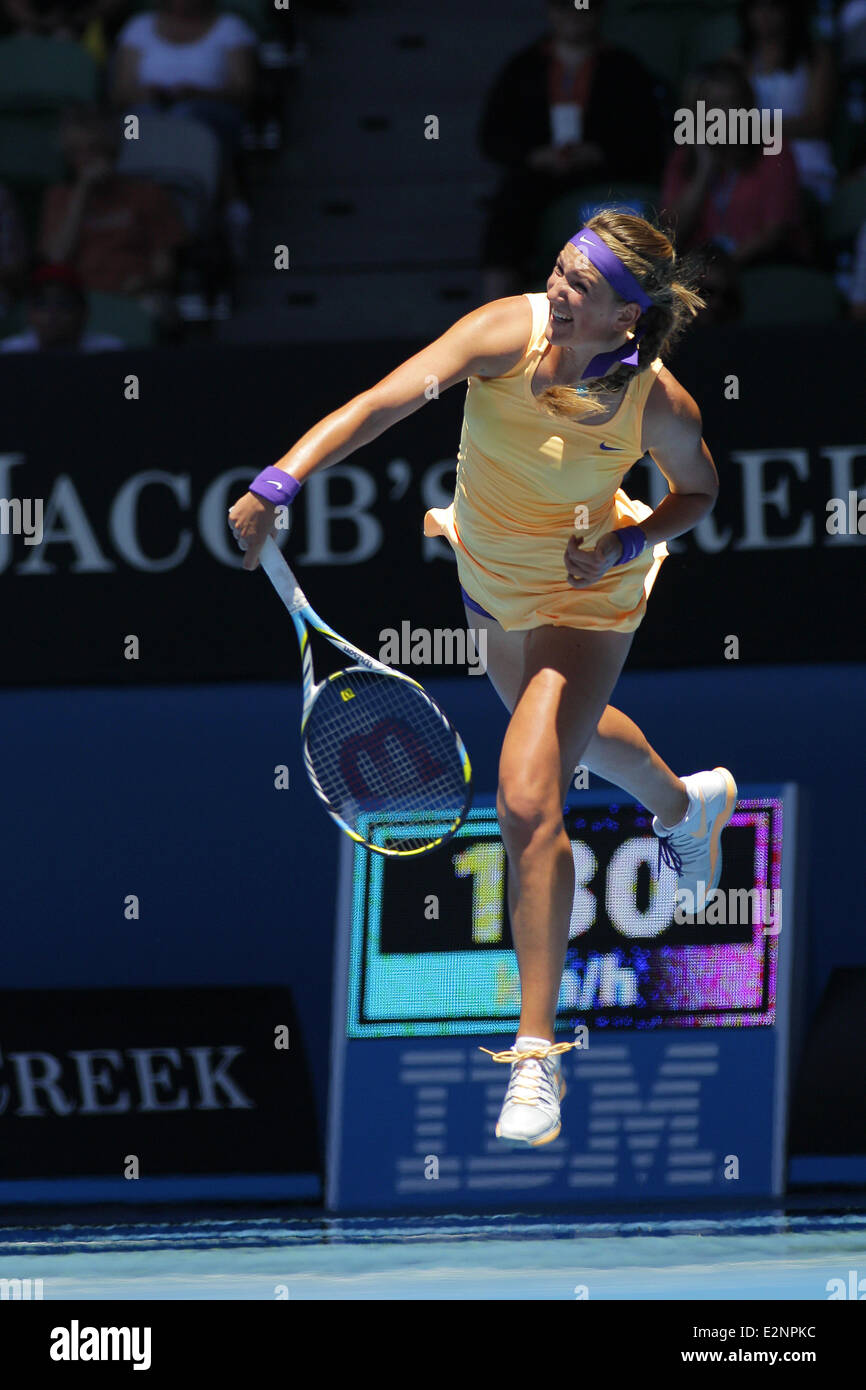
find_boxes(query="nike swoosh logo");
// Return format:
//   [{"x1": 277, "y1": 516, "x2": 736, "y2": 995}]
[
  {"x1": 599, "y1": 443, "x2": 621, "y2": 451},
  {"x1": 269, "y1": 481, "x2": 283, "y2": 489},
  {"x1": 690, "y1": 796, "x2": 707, "y2": 839}
]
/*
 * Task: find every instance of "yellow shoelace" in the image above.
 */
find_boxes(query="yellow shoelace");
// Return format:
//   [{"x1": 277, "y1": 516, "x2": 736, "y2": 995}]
[{"x1": 478, "y1": 1040, "x2": 579, "y2": 1064}]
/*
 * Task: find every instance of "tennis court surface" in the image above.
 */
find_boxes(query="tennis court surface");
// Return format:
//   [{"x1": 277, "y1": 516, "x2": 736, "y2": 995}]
[{"x1": 2, "y1": 1201, "x2": 865, "y2": 1300}]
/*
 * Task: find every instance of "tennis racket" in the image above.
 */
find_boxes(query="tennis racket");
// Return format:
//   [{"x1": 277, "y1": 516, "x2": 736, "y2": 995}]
[{"x1": 258, "y1": 536, "x2": 473, "y2": 857}]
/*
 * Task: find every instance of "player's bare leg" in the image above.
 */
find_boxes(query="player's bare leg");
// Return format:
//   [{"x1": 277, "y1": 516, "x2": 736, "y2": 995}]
[
  {"x1": 468, "y1": 603, "x2": 736, "y2": 1070},
  {"x1": 465, "y1": 606, "x2": 688, "y2": 826},
  {"x1": 495, "y1": 624, "x2": 634, "y2": 1042}
]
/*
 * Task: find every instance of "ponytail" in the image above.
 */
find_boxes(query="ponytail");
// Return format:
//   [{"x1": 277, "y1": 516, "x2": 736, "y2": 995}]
[{"x1": 537, "y1": 210, "x2": 705, "y2": 422}]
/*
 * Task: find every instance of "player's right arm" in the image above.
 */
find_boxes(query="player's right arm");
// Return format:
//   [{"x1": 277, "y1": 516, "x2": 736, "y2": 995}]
[{"x1": 229, "y1": 296, "x2": 532, "y2": 569}]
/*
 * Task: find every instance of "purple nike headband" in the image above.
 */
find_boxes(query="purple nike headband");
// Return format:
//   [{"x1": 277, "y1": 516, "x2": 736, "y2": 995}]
[{"x1": 567, "y1": 227, "x2": 654, "y2": 380}]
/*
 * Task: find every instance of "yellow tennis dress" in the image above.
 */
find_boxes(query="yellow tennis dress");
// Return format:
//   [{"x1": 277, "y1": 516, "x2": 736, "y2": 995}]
[{"x1": 424, "y1": 291, "x2": 668, "y2": 632}]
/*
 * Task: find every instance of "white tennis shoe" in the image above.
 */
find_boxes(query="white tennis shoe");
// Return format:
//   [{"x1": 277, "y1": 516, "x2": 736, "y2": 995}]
[
  {"x1": 653, "y1": 767, "x2": 737, "y2": 913},
  {"x1": 480, "y1": 1037, "x2": 575, "y2": 1146}
]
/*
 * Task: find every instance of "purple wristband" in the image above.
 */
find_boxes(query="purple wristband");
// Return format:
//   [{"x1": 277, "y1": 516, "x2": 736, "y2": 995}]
[
  {"x1": 248, "y1": 467, "x2": 302, "y2": 507},
  {"x1": 613, "y1": 525, "x2": 647, "y2": 566}
]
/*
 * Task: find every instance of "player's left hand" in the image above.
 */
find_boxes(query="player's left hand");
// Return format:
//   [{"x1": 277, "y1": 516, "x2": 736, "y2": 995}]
[{"x1": 564, "y1": 530, "x2": 624, "y2": 588}]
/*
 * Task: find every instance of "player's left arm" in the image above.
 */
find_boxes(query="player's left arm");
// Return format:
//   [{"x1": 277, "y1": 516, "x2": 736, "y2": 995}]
[
  {"x1": 565, "y1": 367, "x2": 718, "y2": 587},
  {"x1": 636, "y1": 365, "x2": 719, "y2": 548}
]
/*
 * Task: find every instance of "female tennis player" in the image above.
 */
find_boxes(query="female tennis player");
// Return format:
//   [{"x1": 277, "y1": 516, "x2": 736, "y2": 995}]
[{"x1": 229, "y1": 209, "x2": 736, "y2": 1148}]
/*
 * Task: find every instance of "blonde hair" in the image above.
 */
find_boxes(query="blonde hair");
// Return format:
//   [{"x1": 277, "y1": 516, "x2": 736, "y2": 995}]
[{"x1": 537, "y1": 209, "x2": 705, "y2": 421}]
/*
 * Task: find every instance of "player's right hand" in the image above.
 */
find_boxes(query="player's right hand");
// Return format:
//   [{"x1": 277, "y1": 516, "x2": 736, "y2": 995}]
[{"x1": 228, "y1": 492, "x2": 278, "y2": 572}]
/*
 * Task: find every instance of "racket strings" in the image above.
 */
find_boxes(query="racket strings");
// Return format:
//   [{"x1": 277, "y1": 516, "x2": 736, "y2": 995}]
[{"x1": 303, "y1": 669, "x2": 469, "y2": 849}]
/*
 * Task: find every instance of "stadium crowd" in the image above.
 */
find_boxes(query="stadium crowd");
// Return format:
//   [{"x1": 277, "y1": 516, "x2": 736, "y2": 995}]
[
  {"x1": 478, "y1": 0, "x2": 866, "y2": 323},
  {"x1": 1, "y1": 0, "x2": 865, "y2": 351}
]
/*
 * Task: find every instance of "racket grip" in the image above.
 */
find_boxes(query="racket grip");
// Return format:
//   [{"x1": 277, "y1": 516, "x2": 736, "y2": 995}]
[{"x1": 259, "y1": 536, "x2": 309, "y2": 615}]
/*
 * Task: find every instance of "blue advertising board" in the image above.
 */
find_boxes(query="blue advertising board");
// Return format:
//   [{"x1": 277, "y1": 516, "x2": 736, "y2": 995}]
[{"x1": 326, "y1": 786, "x2": 798, "y2": 1211}]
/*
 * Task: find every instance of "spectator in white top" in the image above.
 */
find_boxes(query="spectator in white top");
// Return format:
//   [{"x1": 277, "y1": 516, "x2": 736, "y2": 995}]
[
  {"x1": 0, "y1": 263, "x2": 123, "y2": 352},
  {"x1": 731, "y1": 0, "x2": 837, "y2": 204},
  {"x1": 111, "y1": 0, "x2": 257, "y2": 257},
  {"x1": 111, "y1": 0, "x2": 257, "y2": 147}
]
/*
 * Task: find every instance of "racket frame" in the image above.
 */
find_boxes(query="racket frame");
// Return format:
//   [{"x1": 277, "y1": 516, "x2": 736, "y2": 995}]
[{"x1": 259, "y1": 536, "x2": 472, "y2": 856}]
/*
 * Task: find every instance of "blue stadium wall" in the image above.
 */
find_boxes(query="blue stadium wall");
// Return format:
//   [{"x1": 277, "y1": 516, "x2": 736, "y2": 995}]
[{"x1": 2, "y1": 663, "x2": 861, "y2": 1153}]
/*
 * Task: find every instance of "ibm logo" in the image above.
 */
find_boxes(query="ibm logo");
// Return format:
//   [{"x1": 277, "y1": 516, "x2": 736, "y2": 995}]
[{"x1": 395, "y1": 1041, "x2": 721, "y2": 1194}]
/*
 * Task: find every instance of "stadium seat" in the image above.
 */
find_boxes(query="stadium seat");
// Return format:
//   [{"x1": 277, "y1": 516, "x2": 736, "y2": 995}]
[
  {"x1": 822, "y1": 173, "x2": 866, "y2": 245},
  {"x1": 0, "y1": 37, "x2": 98, "y2": 205},
  {"x1": 601, "y1": 8, "x2": 689, "y2": 87},
  {"x1": 86, "y1": 292, "x2": 155, "y2": 346},
  {"x1": 683, "y1": 10, "x2": 741, "y2": 71},
  {"x1": 0, "y1": 36, "x2": 99, "y2": 110},
  {"x1": 564, "y1": 183, "x2": 662, "y2": 220},
  {"x1": 0, "y1": 299, "x2": 24, "y2": 339},
  {"x1": 0, "y1": 113, "x2": 64, "y2": 188},
  {"x1": 221, "y1": 0, "x2": 274, "y2": 36},
  {"x1": 115, "y1": 114, "x2": 221, "y2": 237},
  {"x1": 0, "y1": 294, "x2": 153, "y2": 347},
  {"x1": 739, "y1": 265, "x2": 842, "y2": 323},
  {"x1": 833, "y1": 66, "x2": 866, "y2": 177},
  {"x1": 603, "y1": 1, "x2": 741, "y2": 93},
  {"x1": 617, "y1": 0, "x2": 737, "y2": 8}
]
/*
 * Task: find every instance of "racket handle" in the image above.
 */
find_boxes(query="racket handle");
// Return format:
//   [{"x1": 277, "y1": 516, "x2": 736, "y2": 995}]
[{"x1": 259, "y1": 536, "x2": 309, "y2": 615}]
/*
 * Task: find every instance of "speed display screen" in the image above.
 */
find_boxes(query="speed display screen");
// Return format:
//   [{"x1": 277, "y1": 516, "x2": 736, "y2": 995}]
[{"x1": 345, "y1": 796, "x2": 785, "y2": 1037}]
